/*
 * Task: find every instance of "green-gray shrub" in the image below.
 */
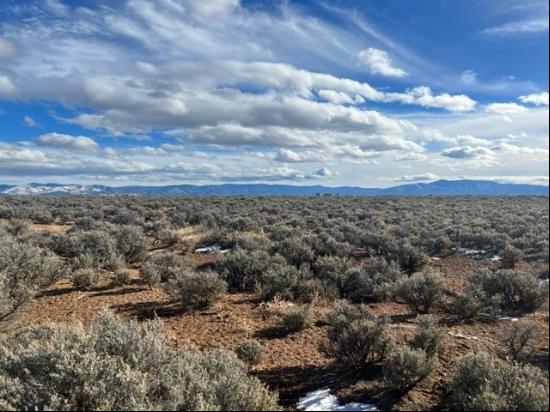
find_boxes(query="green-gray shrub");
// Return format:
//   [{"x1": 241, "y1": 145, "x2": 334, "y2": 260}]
[
  {"x1": 165, "y1": 270, "x2": 227, "y2": 310},
  {"x1": 324, "y1": 304, "x2": 392, "y2": 369},
  {"x1": 384, "y1": 346, "x2": 438, "y2": 390},
  {"x1": 503, "y1": 322, "x2": 537, "y2": 361},
  {"x1": 471, "y1": 269, "x2": 548, "y2": 315},
  {"x1": 1, "y1": 239, "x2": 64, "y2": 324},
  {"x1": 72, "y1": 268, "x2": 99, "y2": 290},
  {"x1": 449, "y1": 352, "x2": 549, "y2": 411},
  {"x1": 281, "y1": 307, "x2": 312, "y2": 334},
  {"x1": 409, "y1": 315, "x2": 444, "y2": 356},
  {"x1": 0, "y1": 312, "x2": 279, "y2": 411},
  {"x1": 394, "y1": 272, "x2": 444, "y2": 314},
  {"x1": 344, "y1": 258, "x2": 403, "y2": 303},
  {"x1": 113, "y1": 226, "x2": 147, "y2": 264},
  {"x1": 235, "y1": 340, "x2": 264, "y2": 366},
  {"x1": 139, "y1": 253, "x2": 186, "y2": 285}
]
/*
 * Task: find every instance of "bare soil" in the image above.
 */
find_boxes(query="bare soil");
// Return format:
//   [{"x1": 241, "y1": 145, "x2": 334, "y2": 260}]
[{"x1": 16, "y1": 224, "x2": 550, "y2": 411}]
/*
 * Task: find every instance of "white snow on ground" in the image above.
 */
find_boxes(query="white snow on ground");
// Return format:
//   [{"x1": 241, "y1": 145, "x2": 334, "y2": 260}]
[
  {"x1": 453, "y1": 247, "x2": 500, "y2": 261},
  {"x1": 298, "y1": 390, "x2": 378, "y2": 412},
  {"x1": 194, "y1": 244, "x2": 230, "y2": 253}
]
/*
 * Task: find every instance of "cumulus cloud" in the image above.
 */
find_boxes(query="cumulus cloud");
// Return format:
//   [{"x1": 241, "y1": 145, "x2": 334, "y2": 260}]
[
  {"x1": 396, "y1": 173, "x2": 439, "y2": 182},
  {"x1": 391, "y1": 86, "x2": 476, "y2": 112},
  {"x1": 519, "y1": 92, "x2": 549, "y2": 106},
  {"x1": 441, "y1": 146, "x2": 495, "y2": 160},
  {"x1": 317, "y1": 90, "x2": 364, "y2": 105},
  {"x1": 0, "y1": 75, "x2": 16, "y2": 96},
  {"x1": 0, "y1": 0, "x2": 546, "y2": 186},
  {"x1": 357, "y1": 48, "x2": 408, "y2": 77},
  {"x1": 486, "y1": 102, "x2": 528, "y2": 115},
  {"x1": 395, "y1": 152, "x2": 428, "y2": 162},
  {"x1": 492, "y1": 142, "x2": 549, "y2": 156},
  {"x1": 34, "y1": 133, "x2": 100, "y2": 152}
]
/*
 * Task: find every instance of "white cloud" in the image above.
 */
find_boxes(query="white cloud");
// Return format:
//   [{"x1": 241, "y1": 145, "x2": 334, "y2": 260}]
[
  {"x1": 519, "y1": 92, "x2": 549, "y2": 106},
  {"x1": 395, "y1": 152, "x2": 428, "y2": 162},
  {"x1": 485, "y1": 102, "x2": 528, "y2": 118},
  {"x1": 45, "y1": 0, "x2": 70, "y2": 16},
  {"x1": 0, "y1": 75, "x2": 16, "y2": 96},
  {"x1": 179, "y1": 0, "x2": 240, "y2": 18},
  {"x1": 461, "y1": 70, "x2": 477, "y2": 85},
  {"x1": 482, "y1": 18, "x2": 548, "y2": 36},
  {"x1": 0, "y1": 38, "x2": 16, "y2": 57},
  {"x1": 34, "y1": 133, "x2": 100, "y2": 152},
  {"x1": 317, "y1": 90, "x2": 364, "y2": 105},
  {"x1": 396, "y1": 173, "x2": 439, "y2": 182},
  {"x1": 492, "y1": 142, "x2": 549, "y2": 156},
  {"x1": 441, "y1": 145, "x2": 495, "y2": 160},
  {"x1": 393, "y1": 86, "x2": 477, "y2": 112},
  {"x1": 24, "y1": 116, "x2": 38, "y2": 127},
  {"x1": 357, "y1": 48, "x2": 408, "y2": 77}
]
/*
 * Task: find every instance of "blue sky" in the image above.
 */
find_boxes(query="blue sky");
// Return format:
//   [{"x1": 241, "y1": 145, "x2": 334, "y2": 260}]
[{"x1": 0, "y1": 0, "x2": 548, "y2": 187}]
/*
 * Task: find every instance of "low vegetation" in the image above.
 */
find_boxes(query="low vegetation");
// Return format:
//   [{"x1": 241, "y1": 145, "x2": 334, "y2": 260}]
[
  {"x1": 0, "y1": 195, "x2": 548, "y2": 411},
  {"x1": 0, "y1": 312, "x2": 279, "y2": 411},
  {"x1": 450, "y1": 352, "x2": 549, "y2": 411}
]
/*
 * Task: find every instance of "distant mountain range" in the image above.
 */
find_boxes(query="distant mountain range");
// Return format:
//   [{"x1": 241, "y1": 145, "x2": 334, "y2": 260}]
[{"x1": 0, "y1": 180, "x2": 548, "y2": 196}]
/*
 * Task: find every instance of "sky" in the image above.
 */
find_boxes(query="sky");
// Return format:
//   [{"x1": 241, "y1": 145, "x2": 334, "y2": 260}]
[{"x1": 0, "y1": 0, "x2": 548, "y2": 187}]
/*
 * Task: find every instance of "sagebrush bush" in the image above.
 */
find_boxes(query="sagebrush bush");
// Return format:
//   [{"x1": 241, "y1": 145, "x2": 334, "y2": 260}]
[
  {"x1": 500, "y1": 244, "x2": 523, "y2": 269},
  {"x1": 344, "y1": 258, "x2": 403, "y2": 303},
  {"x1": 272, "y1": 237, "x2": 315, "y2": 267},
  {"x1": 312, "y1": 255, "x2": 353, "y2": 293},
  {"x1": 409, "y1": 315, "x2": 444, "y2": 356},
  {"x1": 390, "y1": 242, "x2": 428, "y2": 274},
  {"x1": 215, "y1": 248, "x2": 286, "y2": 291},
  {"x1": 383, "y1": 346, "x2": 438, "y2": 390},
  {"x1": 235, "y1": 340, "x2": 264, "y2": 366},
  {"x1": 68, "y1": 230, "x2": 121, "y2": 270},
  {"x1": 324, "y1": 304, "x2": 392, "y2": 369},
  {"x1": 72, "y1": 268, "x2": 99, "y2": 290},
  {"x1": 449, "y1": 352, "x2": 549, "y2": 411},
  {"x1": 394, "y1": 272, "x2": 444, "y2": 314},
  {"x1": 139, "y1": 253, "x2": 186, "y2": 285},
  {"x1": 112, "y1": 270, "x2": 132, "y2": 286},
  {"x1": 471, "y1": 269, "x2": 548, "y2": 315},
  {"x1": 260, "y1": 263, "x2": 301, "y2": 301},
  {"x1": 503, "y1": 322, "x2": 537, "y2": 361},
  {"x1": 113, "y1": 226, "x2": 147, "y2": 264},
  {"x1": 0, "y1": 311, "x2": 279, "y2": 411},
  {"x1": 449, "y1": 287, "x2": 487, "y2": 321},
  {"x1": 281, "y1": 307, "x2": 313, "y2": 334},
  {"x1": 0, "y1": 239, "x2": 64, "y2": 324},
  {"x1": 165, "y1": 270, "x2": 227, "y2": 310}
]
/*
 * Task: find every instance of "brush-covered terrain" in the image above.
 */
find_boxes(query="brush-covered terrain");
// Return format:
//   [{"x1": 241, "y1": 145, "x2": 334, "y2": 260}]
[{"x1": 0, "y1": 195, "x2": 548, "y2": 411}]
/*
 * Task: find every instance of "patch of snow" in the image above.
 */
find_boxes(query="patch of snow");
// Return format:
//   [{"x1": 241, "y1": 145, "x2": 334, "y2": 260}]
[
  {"x1": 539, "y1": 278, "x2": 549, "y2": 286},
  {"x1": 430, "y1": 256, "x2": 441, "y2": 261},
  {"x1": 298, "y1": 390, "x2": 378, "y2": 412},
  {"x1": 453, "y1": 246, "x2": 499, "y2": 261},
  {"x1": 194, "y1": 244, "x2": 230, "y2": 254},
  {"x1": 499, "y1": 316, "x2": 519, "y2": 322}
]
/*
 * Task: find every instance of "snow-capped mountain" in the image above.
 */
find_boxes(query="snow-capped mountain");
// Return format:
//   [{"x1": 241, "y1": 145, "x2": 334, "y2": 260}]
[{"x1": 1, "y1": 183, "x2": 110, "y2": 196}]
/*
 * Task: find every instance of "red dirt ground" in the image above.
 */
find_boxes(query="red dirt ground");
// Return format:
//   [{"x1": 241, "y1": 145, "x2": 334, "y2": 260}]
[{"x1": 15, "y1": 225, "x2": 550, "y2": 411}]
